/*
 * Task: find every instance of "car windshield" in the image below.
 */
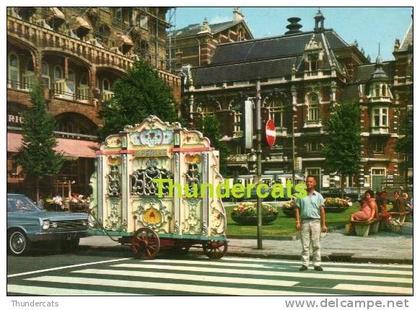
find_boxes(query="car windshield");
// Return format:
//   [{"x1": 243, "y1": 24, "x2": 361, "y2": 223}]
[{"x1": 8, "y1": 195, "x2": 40, "y2": 212}]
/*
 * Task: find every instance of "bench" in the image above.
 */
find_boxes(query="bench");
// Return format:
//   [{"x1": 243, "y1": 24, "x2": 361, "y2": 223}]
[
  {"x1": 351, "y1": 218, "x2": 378, "y2": 237},
  {"x1": 385, "y1": 211, "x2": 411, "y2": 233}
]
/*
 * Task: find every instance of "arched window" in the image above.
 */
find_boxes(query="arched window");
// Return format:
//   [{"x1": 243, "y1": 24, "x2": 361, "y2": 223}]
[
  {"x1": 8, "y1": 53, "x2": 20, "y2": 88},
  {"x1": 308, "y1": 93, "x2": 320, "y2": 123}
]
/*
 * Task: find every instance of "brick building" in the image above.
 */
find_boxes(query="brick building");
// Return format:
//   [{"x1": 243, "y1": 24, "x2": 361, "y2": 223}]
[
  {"x1": 7, "y1": 7, "x2": 181, "y2": 198},
  {"x1": 183, "y1": 11, "x2": 413, "y2": 193},
  {"x1": 167, "y1": 8, "x2": 253, "y2": 71}
]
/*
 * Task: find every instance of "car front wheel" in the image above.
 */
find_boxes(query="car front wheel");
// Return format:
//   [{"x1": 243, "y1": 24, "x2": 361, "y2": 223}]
[{"x1": 8, "y1": 230, "x2": 31, "y2": 256}]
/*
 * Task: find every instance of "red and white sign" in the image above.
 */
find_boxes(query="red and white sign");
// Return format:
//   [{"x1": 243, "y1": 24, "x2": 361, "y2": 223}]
[{"x1": 265, "y1": 119, "x2": 276, "y2": 147}]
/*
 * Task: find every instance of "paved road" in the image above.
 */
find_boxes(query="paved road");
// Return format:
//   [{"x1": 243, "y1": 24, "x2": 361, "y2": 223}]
[{"x1": 8, "y1": 251, "x2": 412, "y2": 296}]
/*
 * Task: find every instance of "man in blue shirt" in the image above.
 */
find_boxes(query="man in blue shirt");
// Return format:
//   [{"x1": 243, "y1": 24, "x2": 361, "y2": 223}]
[{"x1": 295, "y1": 175, "x2": 327, "y2": 271}]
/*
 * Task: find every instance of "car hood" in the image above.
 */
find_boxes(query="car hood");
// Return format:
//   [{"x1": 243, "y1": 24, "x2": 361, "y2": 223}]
[{"x1": 11, "y1": 210, "x2": 88, "y2": 221}]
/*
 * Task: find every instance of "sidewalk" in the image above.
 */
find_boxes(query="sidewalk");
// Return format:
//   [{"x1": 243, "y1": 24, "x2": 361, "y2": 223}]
[{"x1": 80, "y1": 223, "x2": 413, "y2": 264}]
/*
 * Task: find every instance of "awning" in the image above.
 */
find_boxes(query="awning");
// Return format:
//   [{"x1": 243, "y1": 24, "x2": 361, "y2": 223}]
[
  {"x1": 47, "y1": 7, "x2": 65, "y2": 21},
  {"x1": 71, "y1": 16, "x2": 92, "y2": 32},
  {"x1": 8, "y1": 132, "x2": 99, "y2": 159},
  {"x1": 116, "y1": 34, "x2": 134, "y2": 47}
]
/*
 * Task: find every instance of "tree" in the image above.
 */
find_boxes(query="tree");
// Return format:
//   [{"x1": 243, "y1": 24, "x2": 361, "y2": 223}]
[
  {"x1": 99, "y1": 60, "x2": 177, "y2": 140},
  {"x1": 16, "y1": 82, "x2": 64, "y2": 201},
  {"x1": 396, "y1": 108, "x2": 413, "y2": 188},
  {"x1": 197, "y1": 115, "x2": 230, "y2": 175},
  {"x1": 322, "y1": 101, "x2": 361, "y2": 196}
]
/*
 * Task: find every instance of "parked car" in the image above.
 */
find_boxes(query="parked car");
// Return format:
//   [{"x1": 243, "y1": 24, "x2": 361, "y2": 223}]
[{"x1": 7, "y1": 193, "x2": 89, "y2": 256}]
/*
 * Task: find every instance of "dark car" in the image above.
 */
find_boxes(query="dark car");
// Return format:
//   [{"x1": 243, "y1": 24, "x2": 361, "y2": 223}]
[{"x1": 7, "y1": 193, "x2": 89, "y2": 255}]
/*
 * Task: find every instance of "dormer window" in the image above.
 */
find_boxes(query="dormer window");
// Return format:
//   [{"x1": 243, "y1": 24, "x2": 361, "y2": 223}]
[
  {"x1": 382, "y1": 84, "x2": 387, "y2": 96},
  {"x1": 375, "y1": 84, "x2": 380, "y2": 97},
  {"x1": 308, "y1": 54, "x2": 318, "y2": 72}
]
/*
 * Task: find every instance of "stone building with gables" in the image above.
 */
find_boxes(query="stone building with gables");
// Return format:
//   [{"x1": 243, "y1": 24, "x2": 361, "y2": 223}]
[
  {"x1": 7, "y1": 7, "x2": 181, "y2": 198},
  {"x1": 183, "y1": 11, "x2": 413, "y2": 193},
  {"x1": 167, "y1": 8, "x2": 253, "y2": 71}
]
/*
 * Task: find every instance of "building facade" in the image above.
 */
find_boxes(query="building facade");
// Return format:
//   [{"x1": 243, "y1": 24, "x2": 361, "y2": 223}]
[
  {"x1": 167, "y1": 8, "x2": 253, "y2": 71},
  {"x1": 183, "y1": 12, "x2": 413, "y2": 193},
  {"x1": 7, "y1": 7, "x2": 181, "y2": 199}
]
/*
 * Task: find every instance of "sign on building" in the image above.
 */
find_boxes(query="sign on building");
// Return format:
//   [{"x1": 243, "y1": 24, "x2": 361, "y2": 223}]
[{"x1": 244, "y1": 99, "x2": 254, "y2": 149}]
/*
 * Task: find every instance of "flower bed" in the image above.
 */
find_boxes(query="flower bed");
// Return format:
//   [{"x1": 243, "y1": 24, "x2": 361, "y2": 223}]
[
  {"x1": 231, "y1": 202, "x2": 279, "y2": 225},
  {"x1": 324, "y1": 197, "x2": 351, "y2": 213},
  {"x1": 282, "y1": 200, "x2": 296, "y2": 217},
  {"x1": 43, "y1": 194, "x2": 90, "y2": 212}
]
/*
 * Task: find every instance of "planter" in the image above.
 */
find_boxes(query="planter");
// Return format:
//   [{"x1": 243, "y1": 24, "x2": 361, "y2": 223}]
[{"x1": 231, "y1": 214, "x2": 278, "y2": 225}]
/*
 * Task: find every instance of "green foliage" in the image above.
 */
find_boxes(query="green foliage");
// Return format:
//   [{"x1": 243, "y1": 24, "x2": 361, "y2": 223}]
[
  {"x1": 99, "y1": 60, "x2": 177, "y2": 140},
  {"x1": 197, "y1": 115, "x2": 230, "y2": 175},
  {"x1": 322, "y1": 101, "x2": 361, "y2": 180},
  {"x1": 16, "y1": 82, "x2": 64, "y2": 180},
  {"x1": 396, "y1": 108, "x2": 413, "y2": 158}
]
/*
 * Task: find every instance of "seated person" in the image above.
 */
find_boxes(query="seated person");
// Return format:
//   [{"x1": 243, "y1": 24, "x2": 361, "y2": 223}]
[
  {"x1": 390, "y1": 191, "x2": 405, "y2": 213},
  {"x1": 350, "y1": 190, "x2": 377, "y2": 222},
  {"x1": 376, "y1": 190, "x2": 390, "y2": 222},
  {"x1": 402, "y1": 192, "x2": 413, "y2": 213}
]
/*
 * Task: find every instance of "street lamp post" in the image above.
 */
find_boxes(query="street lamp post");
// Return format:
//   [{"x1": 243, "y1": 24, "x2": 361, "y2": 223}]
[
  {"x1": 256, "y1": 80, "x2": 263, "y2": 250},
  {"x1": 291, "y1": 86, "x2": 297, "y2": 186}
]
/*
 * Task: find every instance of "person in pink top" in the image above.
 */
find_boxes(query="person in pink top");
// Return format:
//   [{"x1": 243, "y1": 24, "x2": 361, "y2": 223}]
[{"x1": 351, "y1": 189, "x2": 377, "y2": 222}]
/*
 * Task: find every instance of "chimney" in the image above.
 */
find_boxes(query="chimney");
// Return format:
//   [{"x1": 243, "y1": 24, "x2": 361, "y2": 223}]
[
  {"x1": 285, "y1": 17, "x2": 303, "y2": 35},
  {"x1": 233, "y1": 8, "x2": 244, "y2": 22},
  {"x1": 314, "y1": 9, "x2": 325, "y2": 32}
]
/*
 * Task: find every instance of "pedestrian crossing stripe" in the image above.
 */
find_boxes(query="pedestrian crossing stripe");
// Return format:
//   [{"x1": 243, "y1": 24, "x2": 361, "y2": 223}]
[
  {"x1": 73, "y1": 268, "x2": 300, "y2": 288},
  {"x1": 7, "y1": 257, "x2": 412, "y2": 296},
  {"x1": 22, "y1": 275, "x2": 318, "y2": 296},
  {"x1": 221, "y1": 257, "x2": 413, "y2": 270},
  {"x1": 333, "y1": 284, "x2": 412, "y2": 295},
  {"x1": 113, "y1": 263, "x2": 412, "y2": 284},
  {"x1": 7, "y1": 284, "x2": 139, "y2": 295},
  {"x1": 136, "y1": 259, "x2": 412, "y2": 276}
]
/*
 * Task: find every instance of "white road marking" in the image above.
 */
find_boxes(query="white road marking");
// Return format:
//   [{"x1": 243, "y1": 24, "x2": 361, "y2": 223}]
[
  {"x1": 7, "y1": 284, "x2": 138, "y2": 295},
  {"x1": 113, "y1": 263, "x2": 412, "y2": 284},
  {"x1": 138, "y1": 259, "x2": 412, "y2": 276},
  {"x1": 7, "y1": 258, "x2": 131, "y2": 278},
  {"x1": 25, "y1": 275, "x2": 320, "y2": 295},
  {"x1": 221, "y1": 257, "x2": 413, "y2": 269},
  {"x1": 334, "y1": 283, "x2": 412, "y2": 295},
  {"x1": 73, "y1": 268, "x2": 299, "y2": 287}
]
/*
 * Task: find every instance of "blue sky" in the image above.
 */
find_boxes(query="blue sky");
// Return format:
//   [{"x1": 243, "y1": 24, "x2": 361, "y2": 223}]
[{"x1": 170, "y1": 7, "x2": 412, "y2": 61}]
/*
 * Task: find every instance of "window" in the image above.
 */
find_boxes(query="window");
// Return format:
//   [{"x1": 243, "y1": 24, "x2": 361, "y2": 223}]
[
  {"x1": 308, "y1": 94, "x2": 320, "y2": 123},
  {"x1": 372, "y1": 141, "x2": 384, "y2": 153},
  {"x1": 267, "y1": 98, "x2": 285, "y2": 128},
  {"x1": 375, "y1": 84, "x2": 380, "y2": 97},
  {"x1": 67, "y1": 69, "x2": 75, "y2": 94},
  {"x1": 102, "y1": 78, "x2": 111, "y2": 91},
  {"x1": 308, "y1": 54, "x2": 318, "y2": 72},
  {"x1": 41, "y1": 62, "x2": 50, "y2": 88},
  {"x1": 54, "y1": 65, "x2": 63, "y2": 80},
  {"x1": 234, "y1": 111, "x2": 241, "y2": 133},
  {"x1": 382, "y1": 84, "x2": 387, "y2": 97},
  {"x1": 8, "y1": 53, "x2": 19, "y2": 88},
  {"x1": 307, "y1": 142, "x2": 322, "y2": 152},
  {"x1": 372, "y1": 108, "x2": 388, "y2": 127},
  {"x1": 114, "y1": 8, "x2": 122, "y2": 22},
  {"x1": 139, "y1": 14, "x2": 148, "y2": 29}
]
